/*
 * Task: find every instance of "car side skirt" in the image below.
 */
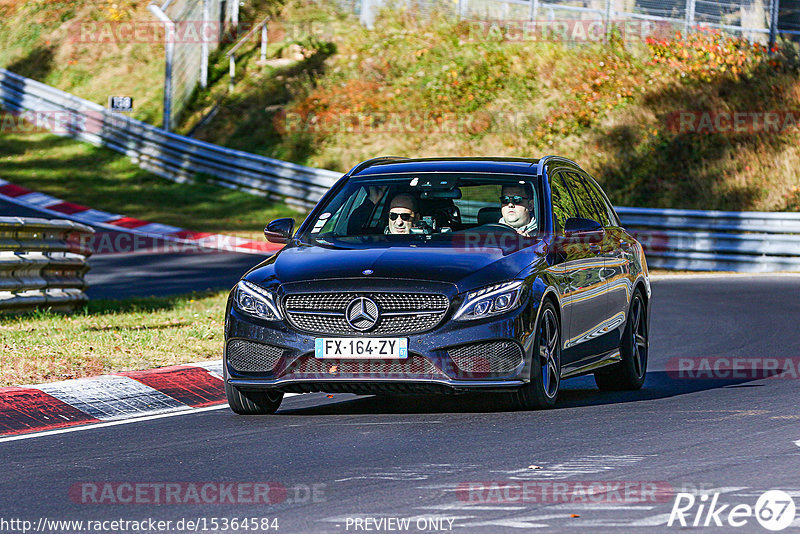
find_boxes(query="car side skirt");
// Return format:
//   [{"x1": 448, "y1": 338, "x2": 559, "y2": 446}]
[{"x1": 560, "y1": 348, "x2": 622, "y2": 379}]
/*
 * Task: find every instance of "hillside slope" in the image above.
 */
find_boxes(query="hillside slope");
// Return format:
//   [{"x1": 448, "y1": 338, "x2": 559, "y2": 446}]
[{"x1": 3, "y1": 0, "x2": 800, "y2": 211}]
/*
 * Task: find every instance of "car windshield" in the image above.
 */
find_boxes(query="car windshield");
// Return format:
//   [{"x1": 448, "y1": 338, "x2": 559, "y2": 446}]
[{"x1": 298, "y1": 173, "x2": 541, "y2": 248}]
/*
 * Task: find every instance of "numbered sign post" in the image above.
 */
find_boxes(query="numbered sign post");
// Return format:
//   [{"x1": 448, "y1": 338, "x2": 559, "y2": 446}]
[{"x1": 108, "y1": 96, "x2": 134, "y2": 113}]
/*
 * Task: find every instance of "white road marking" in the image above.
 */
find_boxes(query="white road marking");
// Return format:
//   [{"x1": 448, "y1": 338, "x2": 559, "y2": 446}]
[
  {"x1": 416, "y1": 503, "x2": 527, "y2": 511},
  {"x1": 335, "y1": 463, "x2": 478, "y2": 483},
  {"x1": 414, "y1": 484, "x2": 463, "y2": 493},
  {"x1": 490, "y1": 455, "x2": 651, "y2": 480},
  {"x1": 794, "y1": 439, "x2": 800, "y2": 448},
  {"x1": 0, "y1": 404, "x2": 230, "y2": 443},
  {"x1": 625, "y1": 512, "x2": 673, "y2": 526},
  {"x1": 549, "y1": 503, "x2": 655, "y2": 510},
  {"x1": 0, "y1": 393, "x2": 300, "y2": 443}
]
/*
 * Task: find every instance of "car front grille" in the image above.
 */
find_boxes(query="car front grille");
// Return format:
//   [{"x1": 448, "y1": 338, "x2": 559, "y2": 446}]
[
  {"x1": 283, "y1": 292, "x2": 449, "y2": 335},
  {"x1": 226, "y1": 340, "x2": 286, "y2": 373},
  {"x1": 282, "y1": 355, "x2": 445, "y2": 378},
  {"x1": 448, "y1": 341, "x2": 524, "y2": 374}
]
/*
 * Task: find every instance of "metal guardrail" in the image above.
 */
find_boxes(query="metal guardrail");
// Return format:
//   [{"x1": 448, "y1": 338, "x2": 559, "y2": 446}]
[
  {"x1": 617, "y1": 207, "x2": 800, "y2": 272},
  {"x1": 0, "y1": 217, "x2": 95, "y2": 312},
  {"x1": 0, "y1": 68, "x2": 341, "y2": 209}
]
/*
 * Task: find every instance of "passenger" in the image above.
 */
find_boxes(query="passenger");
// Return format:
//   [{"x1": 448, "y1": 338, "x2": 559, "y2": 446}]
[
  {"x1": 347, "y1": 186, "x2": 387, "y2": 234},
  {"x1": 386, "y1": 193, "x2": 419, "y2": 235},
  {"x1": 499, "y1": 183, "x2": 537, "y2": 237}
]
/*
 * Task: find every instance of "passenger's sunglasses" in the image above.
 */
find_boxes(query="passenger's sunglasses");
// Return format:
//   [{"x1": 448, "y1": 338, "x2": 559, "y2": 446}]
[
  {"x1": 500, "y1": 195, "x2": 529, "y2": 205},
  {"x1": 389, "y1": 212, "x2": 413, "y2": 222}
]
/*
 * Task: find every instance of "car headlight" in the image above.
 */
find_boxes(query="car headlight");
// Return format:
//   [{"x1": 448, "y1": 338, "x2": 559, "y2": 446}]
[
  {"x1": 453, "y1": 280, "x2": 525, "y2": 321},
  {"x1": 233, "y1": 280, "x2": 282, "y2": 321}
]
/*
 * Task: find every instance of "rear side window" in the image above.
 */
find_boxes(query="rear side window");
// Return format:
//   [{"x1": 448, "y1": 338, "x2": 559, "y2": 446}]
[
  {"x1": 571, "y1": 172, "x2": 611, "y2": 227},
  {"x1": 549, "y1": 172, "x2": 580, "y2": 234},
  {"x1": 562, "y1": 172, "x2": 603, "y2": 224},
  {"x1": 580, "y1": 174, "x2": 620, "y2": 227}
]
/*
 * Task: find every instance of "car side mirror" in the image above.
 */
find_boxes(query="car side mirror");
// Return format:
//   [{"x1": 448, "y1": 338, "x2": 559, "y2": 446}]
[
  {"x1": 564, "y1": 217, "x2": 603, "y2": 236},
  {"x1": 264, "y1": 218, "x2": 294, "y2": 243}
]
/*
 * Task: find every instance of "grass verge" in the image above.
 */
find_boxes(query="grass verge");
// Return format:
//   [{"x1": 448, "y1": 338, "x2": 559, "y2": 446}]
[
  {"x1": 0, "y1": 132, "x2": 309, "y2": 240},
  {"x1": 0, "y1": 290, "x2": 228, "y2": 387}
]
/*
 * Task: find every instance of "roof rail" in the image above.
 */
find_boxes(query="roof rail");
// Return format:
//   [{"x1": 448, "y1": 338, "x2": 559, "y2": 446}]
[
  {"x1": 537, "y1": 155, "x2": 579, "y2": 172},
  {"x1": 347, "y1": 156, "x2": 410, "y2": 176}
]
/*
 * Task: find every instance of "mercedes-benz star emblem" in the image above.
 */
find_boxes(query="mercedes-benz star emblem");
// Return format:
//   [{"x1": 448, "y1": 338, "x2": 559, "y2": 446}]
[{"x1": 346, "y1": 297, "x2": 379, "y2": 331}]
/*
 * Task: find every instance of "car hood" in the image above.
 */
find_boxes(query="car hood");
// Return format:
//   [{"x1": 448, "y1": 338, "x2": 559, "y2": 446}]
[{"x1": 246, "y1": 241, "x2": 544, "y2": 291}]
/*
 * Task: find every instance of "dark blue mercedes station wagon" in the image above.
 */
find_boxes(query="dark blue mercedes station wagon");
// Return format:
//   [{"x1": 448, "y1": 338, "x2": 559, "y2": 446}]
[{"x1": 224, "y1": 156, "x2": 651, "y2": 413}]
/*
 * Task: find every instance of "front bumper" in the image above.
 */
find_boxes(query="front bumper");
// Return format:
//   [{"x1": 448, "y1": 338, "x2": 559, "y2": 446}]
[{"x1": 224, "y1": 301, "x2": 535, "y2": 395}]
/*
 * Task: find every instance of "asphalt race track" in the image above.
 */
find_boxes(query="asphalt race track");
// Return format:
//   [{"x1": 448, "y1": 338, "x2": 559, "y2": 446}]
[
  {"x1": 4, "y1": 198, "x2": 800, "y2": 532},
  {"x1": 2, "y1": 278, "x2": 800, "y2": 530},
  {"x1": 85, "y1": 252, "x2": 265, "y2": 299}
]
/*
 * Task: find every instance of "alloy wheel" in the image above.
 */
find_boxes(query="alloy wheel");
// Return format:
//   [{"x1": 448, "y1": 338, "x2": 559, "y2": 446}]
[
  {"x1": 539, "y1": 308, "x2": 560, "y2": 399},
  {"x1": 630, "y1": 296, "x2": 647, "y2": 379}
]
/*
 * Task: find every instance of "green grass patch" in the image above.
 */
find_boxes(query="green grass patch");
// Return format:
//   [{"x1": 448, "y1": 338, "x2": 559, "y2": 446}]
[
  {"x1": 0, "y1": 133, "x2": 308, "y2": 240},
  {"x1": 0, "y1": 290, "x2": 228, "y2": 387},
  {"x1": 0, "y1": 0, "x2": 164, "y2": 124}
]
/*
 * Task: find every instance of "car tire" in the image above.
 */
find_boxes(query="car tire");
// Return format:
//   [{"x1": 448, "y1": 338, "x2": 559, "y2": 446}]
[
  {"x1": 225, "y1": 381, "x2": 284, "y2": 415},
  {"x1": 508, "y1": 300, "x2": 561, "y2": 410},
  {"x1": 594, "y1": 289, "x2": 648, "y2": 391}
]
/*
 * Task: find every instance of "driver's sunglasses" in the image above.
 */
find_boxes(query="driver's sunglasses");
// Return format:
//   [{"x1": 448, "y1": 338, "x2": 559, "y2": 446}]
[
  {"x1": 389, "y1": 212, "x2": 413, "y2": 222},
  {"x1": 500, "y1": 195, "x2": 528, "y2": 205}
]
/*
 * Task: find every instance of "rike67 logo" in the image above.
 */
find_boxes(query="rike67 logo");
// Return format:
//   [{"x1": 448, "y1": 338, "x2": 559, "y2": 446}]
[{"x1": 668, "y1": 490, "x2": 796, "y2": 531}]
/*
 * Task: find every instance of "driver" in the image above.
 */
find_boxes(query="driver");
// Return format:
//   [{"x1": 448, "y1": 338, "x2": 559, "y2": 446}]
[
  {"x1": 499, "y1": 183, "x2": 537, "y2": 237},
  {"x1": 386, "y1": 193, "x2": 419, "y2": 235}
]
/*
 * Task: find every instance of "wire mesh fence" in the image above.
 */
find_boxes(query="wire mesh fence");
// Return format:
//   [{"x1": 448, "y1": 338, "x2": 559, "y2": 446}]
[
  {"x1": 353, "y1": 0, "x2": 798, "y2": 43},
  {"x1": 150, "y1": 0, "x2": 227, "y2": 131}
]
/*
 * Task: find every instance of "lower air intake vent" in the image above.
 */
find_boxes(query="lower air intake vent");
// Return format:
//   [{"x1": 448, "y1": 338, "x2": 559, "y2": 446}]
[
  {"x1": 227, "y1": 340, "x2": 285, "y2": 372},
  {"x1": 284, "y1": 355, "x2": 444, "y2": 378},
  {"x1": 448, "y1": 341, "x2": 524, "y2": 374}
]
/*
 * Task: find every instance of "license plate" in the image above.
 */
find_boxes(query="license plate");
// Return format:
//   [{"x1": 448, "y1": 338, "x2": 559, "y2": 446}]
[{"x1": 315, "y1": 338, "x2": 408, "y2": 359}]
